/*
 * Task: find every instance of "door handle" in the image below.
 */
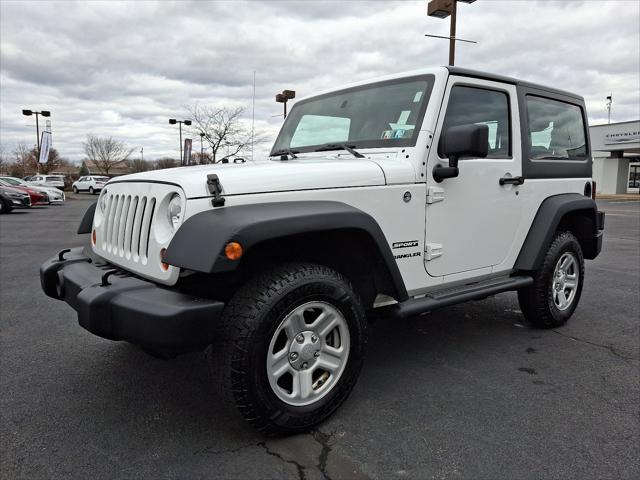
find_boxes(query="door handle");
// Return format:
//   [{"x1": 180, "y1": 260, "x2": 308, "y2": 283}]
[{"x1": 499, "y1": 176, "x2": 524, "y2": 186}]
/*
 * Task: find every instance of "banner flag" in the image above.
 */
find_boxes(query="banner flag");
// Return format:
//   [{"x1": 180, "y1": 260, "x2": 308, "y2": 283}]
[
  {"x1": 39, "y1": 131, "x2": 52, "y2": 164},
  {"x1": 183, "y1": 138, "x2": 192, "y2": 166}
]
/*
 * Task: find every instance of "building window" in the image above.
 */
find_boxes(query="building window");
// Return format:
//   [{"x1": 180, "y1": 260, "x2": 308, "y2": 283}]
[{"x1": 629, "y1": 164, "x2": 640, "y2": 190}]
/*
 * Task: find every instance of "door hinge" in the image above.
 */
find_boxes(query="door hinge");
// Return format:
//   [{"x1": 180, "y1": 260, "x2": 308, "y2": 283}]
[
  {"x1": 425, "y1": 243, "x2": 443, "y2": 260},
  {"x1": 426, "y1": 186, "x2": 444, "y2": 204}
]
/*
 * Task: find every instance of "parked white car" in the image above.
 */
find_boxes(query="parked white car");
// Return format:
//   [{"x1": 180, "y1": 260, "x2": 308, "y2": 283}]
[
  {"x1": 72, "y1": 176, "x2": 109, "y2": 195},
  {"x1": 29, "y1": 174, "x2": 66, "y2": 190},
  {"x1": 0, "y1": 176, "x2": 65, "y2": 203}
]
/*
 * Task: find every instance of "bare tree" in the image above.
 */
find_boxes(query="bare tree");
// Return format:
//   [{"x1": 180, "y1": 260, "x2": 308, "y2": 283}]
[
  {"x1": 0, "y1": 144, "x2": 8, "y2": 174},
  {"x1": 127, "y1": 158, "x2": 151, "y2": 173},
  {"x1": 188, "y1": 104, "x2": 264, "y2": 163},
  {"x1": 154, "y1": 157, "x2": 179, "y2": 170},
  {"x1": 84, "y1": 135, "x2": 134, "y2": 175}
]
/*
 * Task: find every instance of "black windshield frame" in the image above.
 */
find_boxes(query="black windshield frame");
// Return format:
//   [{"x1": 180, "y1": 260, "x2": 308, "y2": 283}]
[{"x1": 270, "y1": 75, "x2": 435, "y2": 156}]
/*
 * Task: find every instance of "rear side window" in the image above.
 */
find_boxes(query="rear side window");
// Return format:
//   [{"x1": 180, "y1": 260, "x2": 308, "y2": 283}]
[
  {"x1": 526, "y1": 96, "x2": 587, "y2": 160},
  {"x1": 441, "y1": 86, "x2": 511, "y2": 158}
]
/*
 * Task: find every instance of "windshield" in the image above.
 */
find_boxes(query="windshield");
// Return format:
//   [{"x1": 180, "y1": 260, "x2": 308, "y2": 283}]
[
  {"x1": 271, "y1": 75, "x2": 434, "y2": 155},
  {"x1": 46, "y1": 176, "x2": 63, "y2": 181},
  {"x1": 94, "y1": 177, "x2": 109, "y2": 182},
  {"x1": 1, "y1": 178, "x2": 22, "y2": 186}
]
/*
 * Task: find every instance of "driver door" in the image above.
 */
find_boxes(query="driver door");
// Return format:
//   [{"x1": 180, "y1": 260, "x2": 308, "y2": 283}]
[{"x1": 424, "y1": 77, "x2": 522, "y2": 278}]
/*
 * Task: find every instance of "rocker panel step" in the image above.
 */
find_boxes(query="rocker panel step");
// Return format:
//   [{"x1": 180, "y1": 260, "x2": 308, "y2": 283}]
[{"x1": 386, "y1": 275, "x2": 534, "y2": 319}]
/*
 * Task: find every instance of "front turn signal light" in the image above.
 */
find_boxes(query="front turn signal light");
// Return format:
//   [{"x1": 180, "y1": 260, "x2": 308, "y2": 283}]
[{"x1": 225, "y1": 241, "x2": 243, "y2": 261}]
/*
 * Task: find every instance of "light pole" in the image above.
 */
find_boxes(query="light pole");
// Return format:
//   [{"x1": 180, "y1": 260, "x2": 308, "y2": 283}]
[
  {"x1": 275, "y1": 90, "x2": 296, "y2": 119},
  {"x1": 199, "y1": 132, "x2": 205, "y2": 164},
  {"x1": 606, "y1": 94, "x2": 612, "y2": 124},
  {"x1": 169, "y1": 119, "x2": 192, "y2": 164},
  {"x1": 22, "y1": 109, "x2": 51, "y2": 160},
  {"x1": 426, "y1": 0, "x2": 477, "y2": 66}
]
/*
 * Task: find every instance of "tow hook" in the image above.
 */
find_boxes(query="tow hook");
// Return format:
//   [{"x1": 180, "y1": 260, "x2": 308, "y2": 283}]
[{"x1": 206, "y1": 174, "x2": 226, "y2": 207}]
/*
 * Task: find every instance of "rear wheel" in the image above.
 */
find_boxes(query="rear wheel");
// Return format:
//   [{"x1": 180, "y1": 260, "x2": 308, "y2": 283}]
[
  {"x1": 518, "y1": 231, "x2": 584, "y2": 328},
  {"x1": 89, "y1": 187, "x2": 95, "y2": 195},
  {"x1": 212, "y1": 262, "x2": 367, "y2": 436}
]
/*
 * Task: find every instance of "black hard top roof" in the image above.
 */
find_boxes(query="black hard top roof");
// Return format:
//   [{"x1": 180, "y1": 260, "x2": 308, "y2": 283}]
[{"x1": 445, "y1": 66, "x2": 584, "y2": 101}]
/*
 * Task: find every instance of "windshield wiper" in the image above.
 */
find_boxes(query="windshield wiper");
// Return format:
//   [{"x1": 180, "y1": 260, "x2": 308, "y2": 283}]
[
  {"x1": 313, "y1": 143, "x2": 365, "y2": 158},
  {"x1": 271, "y1": 148, "x2": 299, "y2": 159}
]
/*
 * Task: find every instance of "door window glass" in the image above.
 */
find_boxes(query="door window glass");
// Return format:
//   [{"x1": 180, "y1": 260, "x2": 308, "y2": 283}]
[
  {"x1": 526, "y1": 96, "x2": 587, "y2": 160},
  {"x1": 441, "y1": 86, "x2": 511, "y2": 158}
]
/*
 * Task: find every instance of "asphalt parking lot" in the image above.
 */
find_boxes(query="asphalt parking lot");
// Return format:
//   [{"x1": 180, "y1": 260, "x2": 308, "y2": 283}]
[{"x1": 1, "y1": 194, "x2": 638, "y2": 480}]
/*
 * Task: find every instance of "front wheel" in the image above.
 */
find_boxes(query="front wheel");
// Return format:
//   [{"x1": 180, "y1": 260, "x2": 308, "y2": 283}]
[
  {"x1": 72, "y1": 186, "x2": 78, "y2": 194},
  {"x1": 518, "y1": 231, "x2": 585, "y2": 328},
  {"x1": 0, "y1": 199, "x2": 11, "y2": 214},
  {"x1": 89, "y1": 187, "x2": 95, "y2": 195},
  {"x1": 212, "y1": 262, "x2": 367, "y2": 436}
]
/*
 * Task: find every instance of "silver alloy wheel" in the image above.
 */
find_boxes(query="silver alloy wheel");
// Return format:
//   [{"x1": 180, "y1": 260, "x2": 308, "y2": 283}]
[
  {"x1": 551, "y1": 252, "x2": 579, "y2": 311},
  {"x1": 266, "y1": 301, "x2": 350, "y2": 406}
]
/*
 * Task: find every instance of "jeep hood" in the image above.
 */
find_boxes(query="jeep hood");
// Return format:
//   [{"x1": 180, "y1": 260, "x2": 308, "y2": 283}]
[{"x1": 113, "y1": 158, "x2": 386, "y2": 198}]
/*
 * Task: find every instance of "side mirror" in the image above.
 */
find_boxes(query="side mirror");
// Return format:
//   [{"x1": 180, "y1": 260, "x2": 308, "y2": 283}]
[{"x1": 433, "y1": 124, "x2": 489, "y2": 182}]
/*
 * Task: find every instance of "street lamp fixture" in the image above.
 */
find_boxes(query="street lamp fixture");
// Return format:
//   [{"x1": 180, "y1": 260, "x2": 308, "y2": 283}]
[
  {"x1": 276, "y1": 89, "x2": 296, "y2": 119},
  {"x1": 426, "y1": 0, "x2": 477, "y2": 66},
  {"x1": 168, "y1": 118, "x2": 192, "y2": 165},
  {"x1": 22, "y1": 108, "x2": 52, "y2": 165}
]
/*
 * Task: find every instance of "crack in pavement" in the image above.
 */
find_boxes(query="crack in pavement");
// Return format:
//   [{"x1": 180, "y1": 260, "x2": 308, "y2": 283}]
[
  {"x1": 195, "y1": 442, "x2": 258, "y2": 456},
  {"x1": 259, "y1": 441, "x2": 308, "y2": 480},
  {"x1": 552, "y1": 330, "x2": 639, "y2": 361},
  {"x1": 312, "y1": 429, "x2": 336, "y2": 480}
]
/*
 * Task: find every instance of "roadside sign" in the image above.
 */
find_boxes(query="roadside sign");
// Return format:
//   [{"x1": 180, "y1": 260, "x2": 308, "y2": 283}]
[{"x1": 39, "y1": 131, "x2": 52, "y2": 164}]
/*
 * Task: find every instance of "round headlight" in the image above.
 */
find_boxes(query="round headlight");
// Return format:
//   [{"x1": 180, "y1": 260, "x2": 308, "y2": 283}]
[
  {"x1": 167, "y1": 194, "x2": 182, "y2": 231},
  {"x1": 99, "y1": 190, "x2": 108, "y2": 212}
]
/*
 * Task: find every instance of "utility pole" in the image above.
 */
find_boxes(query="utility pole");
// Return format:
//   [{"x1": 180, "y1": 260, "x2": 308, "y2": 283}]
[
  {"x1": 606, "y1": 94, "x2": 612, "y2": 124},
  {"x1": 426, "y1": 0, "x2": 477, "y2": 66},
  {"x1": 140, "y1": 147, "x2": 144, "y2": 162}
]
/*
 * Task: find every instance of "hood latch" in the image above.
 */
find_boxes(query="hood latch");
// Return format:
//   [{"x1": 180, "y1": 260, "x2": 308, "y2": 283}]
[{"x1": 206, "y1": 174, "x2": 226, "y2": 207}]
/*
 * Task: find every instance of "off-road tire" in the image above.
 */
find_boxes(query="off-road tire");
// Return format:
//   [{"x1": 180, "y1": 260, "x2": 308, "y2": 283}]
[
  {"x1": 211, "y1": 262, "x2": 367, "y2": 436},
  {"x1": 518, "y1": 231, "x2": 585, "y2": 328},
  {"x1": 72, "y1": 186, "x2": 79, "y2": 194}
]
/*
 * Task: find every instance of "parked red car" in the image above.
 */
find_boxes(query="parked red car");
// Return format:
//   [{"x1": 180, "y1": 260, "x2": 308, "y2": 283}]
[{"x1": 0, "y1": 179, "x2": 49, "y2": 205}]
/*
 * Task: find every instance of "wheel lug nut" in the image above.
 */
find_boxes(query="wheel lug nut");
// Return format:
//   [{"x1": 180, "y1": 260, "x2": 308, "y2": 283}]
[
  {"x1": 289, "y1": 352, "x2": 298, "y2": 360},
  {"x1": 296, "y1": 334, "x2": 304, "y2": 343},
  {"x1": 301, "y1": 362, "x2": 308, "y2": 369},
  {"x1": 311, "y1": 335, "x2": 318, "y2": 343},
  {"x1": 314, "y1": 351, "x2": 320, "y2": 357}
]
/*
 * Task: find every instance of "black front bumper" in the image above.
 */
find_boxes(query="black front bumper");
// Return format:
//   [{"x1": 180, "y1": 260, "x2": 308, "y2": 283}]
[{"x1": 40, "y1": 247, "x2": 225, "y2": 351}]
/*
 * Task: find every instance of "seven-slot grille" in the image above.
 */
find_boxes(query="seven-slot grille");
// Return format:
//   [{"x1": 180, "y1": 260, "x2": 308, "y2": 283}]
[{"x1": 100, "y1": 193, "x2": 157, "y2": 263}]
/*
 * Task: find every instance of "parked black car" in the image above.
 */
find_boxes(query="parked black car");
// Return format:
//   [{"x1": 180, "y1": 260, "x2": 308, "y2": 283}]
[{"x1": 0, "y1": 186, "x2": 32, "y2": 214}]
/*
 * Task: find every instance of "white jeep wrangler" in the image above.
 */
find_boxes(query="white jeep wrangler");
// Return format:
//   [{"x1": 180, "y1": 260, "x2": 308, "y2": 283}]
[{"x1": 41, "y1": 67, "x2": 604, "y2": 435}]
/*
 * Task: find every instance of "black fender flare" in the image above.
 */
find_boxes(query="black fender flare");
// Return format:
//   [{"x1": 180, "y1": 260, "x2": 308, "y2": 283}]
[
  {"x1": 514, "y1": 193, "x2": 600, "y2": 271},
  {"x1": 164, "y1": 201, "x2": 408, "y2": 300},
  {"x1": 77, "y1": 202, "x2": 97, "y2": 234}
]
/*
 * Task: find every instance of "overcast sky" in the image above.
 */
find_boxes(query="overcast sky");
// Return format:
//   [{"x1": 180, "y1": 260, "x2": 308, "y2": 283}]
[{"x1": 1, "y1": 0, "x2": 638, "y2": 163}]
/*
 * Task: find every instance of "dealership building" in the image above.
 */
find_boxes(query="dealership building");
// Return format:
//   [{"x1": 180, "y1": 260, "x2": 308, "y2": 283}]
[{"x1": 591, "y1": 120, "x2": 640, "y2": 194}]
